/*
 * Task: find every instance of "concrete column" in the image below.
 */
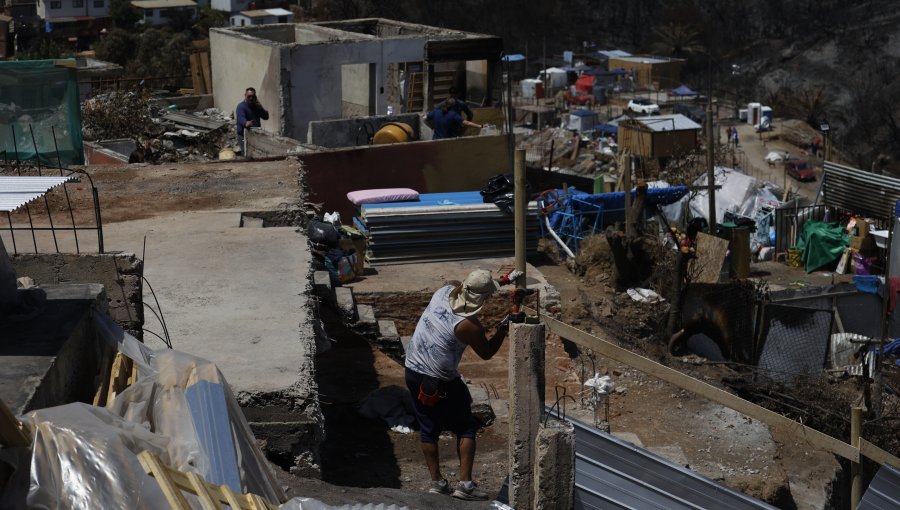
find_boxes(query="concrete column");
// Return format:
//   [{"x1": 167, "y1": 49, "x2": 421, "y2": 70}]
[
  {"x1": 508, "y1": 322, "x2": 546, "y2": 509},
  {"x1": 534, "y1": 419, "x2": 576, "y2": 510}
]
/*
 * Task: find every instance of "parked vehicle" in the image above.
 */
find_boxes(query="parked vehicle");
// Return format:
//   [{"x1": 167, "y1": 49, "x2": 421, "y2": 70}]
[
  {"x1": 627, "y1": 98, "x2": 660, "y2": 115},
  {"x1": 563, "y1": 91, "x2": 593, "y2": 108},
  {"x1": 785, "y1": 159, "x2": 816, "y2": 181},
  {"x1": 673, "y1": 103, "x2": 704, "y2": 123}
]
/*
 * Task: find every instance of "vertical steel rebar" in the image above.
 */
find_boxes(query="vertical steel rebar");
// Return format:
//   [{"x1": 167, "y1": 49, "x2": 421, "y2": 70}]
[
  {"x1": 10, "y1": 125, "x2": 39, "y2": 252},
  {"x1": 29, "y1": 125, "x2": 59, "y2": 252},
  {"x1": 6, "y1": 212, "x2": 17, "y2": 254},
  {"x1": 51, "y1": 126, "x2": 80, "y2": 254}
]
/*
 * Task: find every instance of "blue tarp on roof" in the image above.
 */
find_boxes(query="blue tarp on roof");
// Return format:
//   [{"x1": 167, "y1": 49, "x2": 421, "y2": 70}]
[
  {"x1": 571, "y1": 109, "x2": 597, "y2": 117},
  {"x1": 502, "y1": 54, "x2": 526, "y2": 62},
  {"x1": 593, "y1": 123, "x2": 618, "y2": 135},
  {"x1": 671, "y1": 85, "x2": 698, "y2": 96}
]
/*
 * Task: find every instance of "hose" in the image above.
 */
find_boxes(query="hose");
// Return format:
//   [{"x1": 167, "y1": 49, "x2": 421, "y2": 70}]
[{"x1": 543, "y1": 215, "x2": 576, "y2": 259}]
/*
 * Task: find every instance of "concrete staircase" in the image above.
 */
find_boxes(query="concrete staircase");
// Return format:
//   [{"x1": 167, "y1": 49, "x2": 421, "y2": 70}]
[{"x1": 313, "y1": 271, "x2": 404, "y2": 360}]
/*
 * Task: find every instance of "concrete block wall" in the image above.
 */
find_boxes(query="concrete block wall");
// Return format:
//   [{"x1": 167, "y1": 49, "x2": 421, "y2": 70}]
[{"x1": 11, "y1": 253, "x2": 144, "y2": 338}]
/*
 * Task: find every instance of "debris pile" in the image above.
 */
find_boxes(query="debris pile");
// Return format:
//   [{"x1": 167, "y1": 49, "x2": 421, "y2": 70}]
[{"x1": 81, "y1": 92, "x2": 237, "y2": 163}]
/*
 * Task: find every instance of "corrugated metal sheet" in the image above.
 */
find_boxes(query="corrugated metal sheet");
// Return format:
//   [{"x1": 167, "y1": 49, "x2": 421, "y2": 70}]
[
  {"x1": 858, "y1": 464, "x2": 900, "y2": 510},
  {"x1": 823, "y1": 161, "x2": 900, "y2": 220},
  {"x1": 555, "y1": 413, "x2": 777, "y2": 510},
  {"x1": 637, "y1": 114, "x2": 702, "y2": 132},
  {"x1": 360, "y1": 192, "x2": 539, "y2": 265},
  {"x1": 0, "y1": 176, "x2": 75, "y2": 212}
]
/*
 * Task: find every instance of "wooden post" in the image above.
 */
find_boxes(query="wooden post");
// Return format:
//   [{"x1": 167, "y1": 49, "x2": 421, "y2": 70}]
[
  {"x1": 508, "y1": 323, "x2": 545, "y2": 509},
  {"x1": 850, "y1": 406, "x2": 864, "y2": 508},
  {"x1": 706, "y1": 105, "x2": 716, "y2": 232},
  {"x1": 623, "y1": 156, "x2": 633, "y2": 238},
  {"x1": 514, "y1": 149, "x2": 526, "y2": 288}
]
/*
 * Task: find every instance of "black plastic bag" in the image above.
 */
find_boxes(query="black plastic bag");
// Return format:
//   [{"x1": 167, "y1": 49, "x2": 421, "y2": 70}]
[{"x1": 307, "y1": 219, "x2": 340, "y2": 248}]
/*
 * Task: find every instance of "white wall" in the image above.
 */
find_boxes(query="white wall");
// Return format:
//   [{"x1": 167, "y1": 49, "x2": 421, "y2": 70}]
[
  {"x1": 210, "y1": 28, "x2": 284, "y2": 135},
  {"x1": 38, "y1": 0, "x2": 108, "y2": 19},
  {"x1": 138, "y1": 6, "x2": 196, "y2": 25},
  {"x1": 290, "y1": 37, "x2": 425, "y2": 140},
  {"x1": 210, "y1": 0, "x2": 247, "y2": 13}
]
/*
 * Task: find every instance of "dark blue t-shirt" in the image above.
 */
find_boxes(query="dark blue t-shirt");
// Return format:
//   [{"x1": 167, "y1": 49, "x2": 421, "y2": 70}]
[{"x1": 427, "y1": 108, "x2": 464, "y2": 139}]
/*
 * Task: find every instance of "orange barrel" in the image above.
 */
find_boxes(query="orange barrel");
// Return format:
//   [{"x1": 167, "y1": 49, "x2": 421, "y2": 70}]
[{"x1": 373, "y1": 122, "x2": 414, "y2": 144}]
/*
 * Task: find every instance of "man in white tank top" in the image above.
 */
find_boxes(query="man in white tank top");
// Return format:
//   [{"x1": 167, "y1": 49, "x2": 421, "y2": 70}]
[{"x1": 405, "y1": 269, "x2": 518, "y2": 501}]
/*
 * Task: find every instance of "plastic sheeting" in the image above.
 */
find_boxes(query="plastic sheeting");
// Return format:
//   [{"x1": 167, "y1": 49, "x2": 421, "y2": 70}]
[
  {"x1": 16, "y1": 311, "x2": 285, "y2": 509},
  {"x1": 280, "y1": 500, "x2": 409, "y2": 510}
]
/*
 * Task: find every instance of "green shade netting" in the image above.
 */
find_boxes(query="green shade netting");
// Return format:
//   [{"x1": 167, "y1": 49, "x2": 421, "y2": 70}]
[
  {"x1": 0, "y1": 59, "x2": 84, "y2": 166},
  {"x1": 794, "y1": 220, "x2": 850, "y2": 273}
]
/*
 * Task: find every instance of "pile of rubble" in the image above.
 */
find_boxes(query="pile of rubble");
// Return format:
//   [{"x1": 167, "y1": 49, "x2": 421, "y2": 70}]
[{"x1": 82, "y1": 92, "x2": 238, "y2": 163}]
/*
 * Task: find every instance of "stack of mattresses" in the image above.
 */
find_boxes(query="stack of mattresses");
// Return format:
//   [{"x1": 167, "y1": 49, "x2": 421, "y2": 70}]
[{"x1": 358, "y1": 192, "x2": 539, "y2": 265}]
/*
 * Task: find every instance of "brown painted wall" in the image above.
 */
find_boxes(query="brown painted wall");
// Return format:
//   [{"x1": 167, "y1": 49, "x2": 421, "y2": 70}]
[
  {"x1": 608, "y1": 58, "x2": 684, "y2": 89},
  {"x1": 299, "y1": 134, "x2": 509, "y2": 219}
]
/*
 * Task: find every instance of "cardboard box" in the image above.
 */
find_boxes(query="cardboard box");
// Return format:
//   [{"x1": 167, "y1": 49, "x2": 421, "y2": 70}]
[
  {"x1": 857, "y1": 219, "x2": 870, "y2": 238},
  {"x1": 849, "y1": 235, "x2": 863, "y2": 251}
]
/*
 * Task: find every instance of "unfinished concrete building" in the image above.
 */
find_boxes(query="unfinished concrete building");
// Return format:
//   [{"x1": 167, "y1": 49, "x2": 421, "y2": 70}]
[{"x1": 209, "y1": 18, "x2": 503, "y2": 141}]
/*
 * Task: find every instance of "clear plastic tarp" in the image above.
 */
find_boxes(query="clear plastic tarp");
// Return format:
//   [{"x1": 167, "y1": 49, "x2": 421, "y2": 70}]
[
  {"x1": 0, "y1": 312, "x2": 409, "y2": 509},
  {"x1": 0, "y1": 60, "x2": 84, "y2": 166}
]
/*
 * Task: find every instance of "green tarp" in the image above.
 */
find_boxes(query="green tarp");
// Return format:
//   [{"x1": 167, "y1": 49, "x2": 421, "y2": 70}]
[
  {"x1": 795, "y1": 220, "x2": 849, "y2": 273},
  {"x1": 0, "y1": 59, "x2": 84, "y2": 166}
]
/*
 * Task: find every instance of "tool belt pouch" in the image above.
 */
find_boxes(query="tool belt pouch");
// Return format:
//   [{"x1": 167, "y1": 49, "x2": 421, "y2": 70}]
[{"x1": 418, "y1": 376, "x2": 444, "y2": 407}]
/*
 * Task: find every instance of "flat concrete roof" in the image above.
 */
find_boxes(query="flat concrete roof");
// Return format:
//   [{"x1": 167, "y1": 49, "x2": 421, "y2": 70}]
[
  {"x1": 131, "y1": 0, "x2": 196, "y2": 9},
  {"x1": 91, "y1": 160, "x2": 316, "y2": 398},
  {"x1": 629, "y1": 114, "x2": 701, "y2": 132}
]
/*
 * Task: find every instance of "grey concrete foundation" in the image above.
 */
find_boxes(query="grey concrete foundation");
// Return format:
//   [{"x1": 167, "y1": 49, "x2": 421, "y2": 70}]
[
  {"x1": 534, "y1": 419, "x2": 576, "y2": 510},
  {"x1": 507, "y1": 322, "x2": 545, "y2": 509}
]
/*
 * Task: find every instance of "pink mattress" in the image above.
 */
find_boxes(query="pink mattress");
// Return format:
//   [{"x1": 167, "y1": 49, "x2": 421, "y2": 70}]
[{"x1": 346, "y1": 188, "x2": 420, "y2": 205}]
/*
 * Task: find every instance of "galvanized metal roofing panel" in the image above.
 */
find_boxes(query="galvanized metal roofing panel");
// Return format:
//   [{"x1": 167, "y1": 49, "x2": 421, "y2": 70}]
[
  {"x1": 555, "y1": 413, "x2": 777, "y2": 510},
  {"x1": 858, "y1": 464, "x2": 900, "y2": 510},
  {"x1": 0, "y1": 176, "x2": 75, "y2": 212},
  {"x1": 823, "y1": 161, "x2": 900, "y2": 220},
  {"x1": 637, "y1": 114, "x2": 702, "y2": 132}
]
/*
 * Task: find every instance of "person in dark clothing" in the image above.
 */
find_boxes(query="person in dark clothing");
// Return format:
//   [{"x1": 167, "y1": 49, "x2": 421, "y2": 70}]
[
  {"x1": 425, "y1": 98, "x2": 481, "y2": 140},
  {"x1": 443, "y1": 86, "x2": 474, "y2": 121},
  {"x1": 235, "y1": 87, "x2": 269, "y2": 154}
]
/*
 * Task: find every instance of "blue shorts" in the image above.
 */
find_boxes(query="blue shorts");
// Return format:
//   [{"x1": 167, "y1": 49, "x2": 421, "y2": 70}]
[{"x1": 405, "y1": 367, "x2": 478, "y2": 443}]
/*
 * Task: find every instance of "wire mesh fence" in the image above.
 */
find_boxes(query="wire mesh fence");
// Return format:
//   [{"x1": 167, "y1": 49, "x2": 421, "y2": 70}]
[{"x1": 756, "y1": 303, "x2": 834, "y2": 382}]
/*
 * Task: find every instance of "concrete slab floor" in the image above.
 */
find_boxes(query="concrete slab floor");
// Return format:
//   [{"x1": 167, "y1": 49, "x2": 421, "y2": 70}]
[{"x1": 101, "y1": 209, "x2": 314, "y2": 396}]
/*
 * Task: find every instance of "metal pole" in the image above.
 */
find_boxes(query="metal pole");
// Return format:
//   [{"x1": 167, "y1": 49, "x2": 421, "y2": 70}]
[
  {"x1": 514, "y1": 149, "x2": 527, "y2": 288},
  {"x1": 875, "y1": 216, "x2": 894, "y2": 417},
  {"x1": 850, "y1": 406, "x2": 863, "y2": 508},
  {"x1": 706, "y1": 106, "x2": 716, "y2": 233},
  {"x1": 624, "y1": 156, "x2": 633, "y2": 238},
  {"x1": 29, "y1": 125, "x2": 59, "y2": 253},
  {"x1": 505, "y1": 57, "x2": 515, "y2": 175},
  {"x1": 51, "y1": 126, "x2": 80, "y2": 254}
]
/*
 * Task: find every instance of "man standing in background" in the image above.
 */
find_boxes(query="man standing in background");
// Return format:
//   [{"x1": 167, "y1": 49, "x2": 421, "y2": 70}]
[{"x1": 235, "y1": 87, "x2": 269, "y2": 155}]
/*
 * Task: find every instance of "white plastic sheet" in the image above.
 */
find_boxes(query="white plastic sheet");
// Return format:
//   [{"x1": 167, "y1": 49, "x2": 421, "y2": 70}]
[{"x1": 19, "y1": 312, "x2": 285, "y2": 509}]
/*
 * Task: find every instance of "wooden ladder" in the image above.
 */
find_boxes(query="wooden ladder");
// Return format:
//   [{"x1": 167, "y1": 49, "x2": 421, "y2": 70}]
[{"x1": 138, "y1": 450, "x2": 279, "y2": 510}]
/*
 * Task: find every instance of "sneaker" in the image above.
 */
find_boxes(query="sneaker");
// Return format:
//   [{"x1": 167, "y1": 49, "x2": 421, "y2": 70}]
[
  {"x1": 428, "y1": 478, "x2": 451, "y2": 495},
  {"x1": 452, "y1": 481, "x2": 489, "y2": 501}
]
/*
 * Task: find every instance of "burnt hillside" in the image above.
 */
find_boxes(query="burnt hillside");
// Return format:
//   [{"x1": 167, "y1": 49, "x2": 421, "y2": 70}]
[{"x1": 317, "y1": 0, "x2": 900, "y2": 172}]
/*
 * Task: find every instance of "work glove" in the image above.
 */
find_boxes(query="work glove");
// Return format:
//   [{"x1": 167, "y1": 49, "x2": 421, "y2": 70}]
[{"x1": 499, "y1": 270, "x2": 523, "y2": 286}]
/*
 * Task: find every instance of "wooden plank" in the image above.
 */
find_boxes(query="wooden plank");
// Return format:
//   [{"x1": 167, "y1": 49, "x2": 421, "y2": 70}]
[
  {"x1": 93, "y1": 347, "x2": 113, "y2": 407},
  {"x1": 106, "y1": 352, "x2": 131, "y2": 404},
  {"x1": 0, "y1": 397, "x2": 29, "y2": 447},
  {"x1": 200, "y1": 52, "x2": 212, "y2": 95},
  {"x1": 860, "y1": 438, "x2": 900, "y2": 469},
  {"x1": 220, "y1": 484, "x2": 249, "y2": 510},
  {"x1": 536, "y1": 312, "x2": 861, "y2": 462},
  {"x1": 246, "y1": 493, "x2": 273, "y2": 510},
  {"x1": 186, "y1": 471, "x2": 224, "y2": 510},
  {"x1": 189, "y1": 53, "x2": 204, "y2": 94},
  {"x1": 137, "y1": 451, "x2": 192, "y2": 510},
  {"x1": 691, "y1": 232, "x2": 729, "y2": 283}
]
